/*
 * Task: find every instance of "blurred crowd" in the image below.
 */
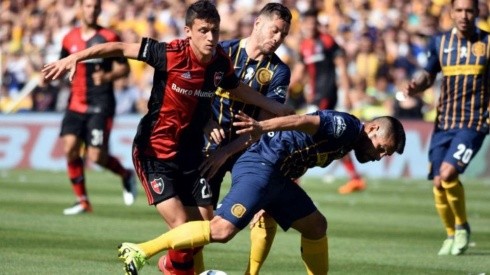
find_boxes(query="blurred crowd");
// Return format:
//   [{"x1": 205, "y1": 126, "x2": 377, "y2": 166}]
[{"x1": 1, "y1": 0, "x2": 489, "y2": 121}]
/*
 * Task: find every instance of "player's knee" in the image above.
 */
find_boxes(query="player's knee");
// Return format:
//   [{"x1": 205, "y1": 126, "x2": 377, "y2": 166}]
[
  {"x1": 439, "y1": 167, "x2": 458, "y2": 183},
  {"x1": 297, "y1": 212, "x2": 327, "y2": 239},
  {"x1": 209, "y1": 217, "x2": 239, "y2": 243}
]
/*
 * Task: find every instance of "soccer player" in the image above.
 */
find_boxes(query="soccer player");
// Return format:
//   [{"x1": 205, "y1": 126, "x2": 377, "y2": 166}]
[
  {"x1": 55, "y1": 0, "x2": 136, "y2": 215},
  {"x1": 196, "y1": 3, "x2": 292, "y2": 275},
  {"x1": 42, "y1": 0, "x2": 294, "y2": 274},
  {"x1": 403, "y1": 0, "x2": 489, "y2": 255},
  {"x1": 118, "y1": 109, "x2": 406, "y2": 275},
  {"x1": 290, "y1": 8, "x2": 367, "y2": 195}
]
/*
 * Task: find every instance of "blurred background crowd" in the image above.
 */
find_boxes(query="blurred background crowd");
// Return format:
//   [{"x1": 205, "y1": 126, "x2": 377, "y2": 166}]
[{"x1": 1, "y1": 0, "x2": 489, "y2": 121}]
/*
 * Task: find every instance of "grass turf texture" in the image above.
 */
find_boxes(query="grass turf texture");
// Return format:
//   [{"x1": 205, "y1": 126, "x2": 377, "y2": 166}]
[{"x1": 1, "y1": 169, "x2": 489, "y2": 275}]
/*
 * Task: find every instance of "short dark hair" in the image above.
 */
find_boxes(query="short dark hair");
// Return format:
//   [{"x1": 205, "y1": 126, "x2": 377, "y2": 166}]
[
  {"x1": 258, "y1": 3, "x2": 292, "y2": 24},
  {"x1": 301, "y1": 8, "x2": 319, "y2": 19},
  {"x1": 374, "y1": 116, "x2": 406, "y2": 154},
  {"x1": 451, "y1": 0, "x2": 479, "y2": 10},
  {"x1": 185, "y1": 0, "x2": 220, "y2": 27}
]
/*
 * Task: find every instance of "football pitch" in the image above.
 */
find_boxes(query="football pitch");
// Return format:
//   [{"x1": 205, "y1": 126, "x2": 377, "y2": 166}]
[{"x1": 1, "y1": 169, "x2": 489, "y2": 275}]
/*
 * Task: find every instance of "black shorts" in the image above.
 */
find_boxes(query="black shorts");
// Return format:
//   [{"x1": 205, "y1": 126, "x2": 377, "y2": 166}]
[
  {"x1": 133, "y1": 147, "x2": 213, "y2": 207},
  {"x1": 60, "y1": 110, "x2": 113, "y2": 148}
]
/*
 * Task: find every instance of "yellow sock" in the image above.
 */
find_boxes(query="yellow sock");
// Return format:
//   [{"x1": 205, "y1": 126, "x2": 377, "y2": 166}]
[
  {"x1": 245, "y1": 214, "x2": 278, "y2": 275},
  {"x1": 301, "y1": 235, "x2": 328, "y2": 275},
  {"x1": 138, "y1": 221, "x2": 211, "y2": 258},
  {"x1": 442, "y1": 179, "x2": 467, "y2": 226},
  {"x1": 433, "y1": 186, "x2": 455, "y2": 236},
  {"x1": 193, "y1": 248, "x2": 204, "y2": 275}
]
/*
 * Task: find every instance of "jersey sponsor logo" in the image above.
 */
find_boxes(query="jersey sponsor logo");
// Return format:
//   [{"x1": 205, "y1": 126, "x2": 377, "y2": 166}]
[
  {"x1": 441, "y1": 65, "x2": 485, "y2": 76},
  {"x1": 231, "y1": 204, "x2": 246, "y2": 218},
  {"x1": 151, "y1": 178, "x2": 164, "y2": 194},
  {"x1": 333, "y1": 116, "x2": 346, "y2": 138},
  {"x1": 471, "y1": 42, "x2": 486, "y2": 57},
  {"x1": 171, "y1": 83, "x2": 214, "y2": 97},
  {"x1": 256, "y1": 68, "x2": 273, "y2": 85},
  {"x1": 214, "y1": 72, "x2": 224, "y2": 87}
]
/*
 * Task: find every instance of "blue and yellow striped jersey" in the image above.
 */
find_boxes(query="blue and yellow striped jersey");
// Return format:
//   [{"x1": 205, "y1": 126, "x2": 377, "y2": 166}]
[
  {"x1": 247, "y1": 110, "x2": 363, "y2": 179},
  {"x1": 425, "y1": 27, "x2": 490, "y2": 133},
  {"x1": 205, "y1": 38, "x2": 291, "y2": 152}
]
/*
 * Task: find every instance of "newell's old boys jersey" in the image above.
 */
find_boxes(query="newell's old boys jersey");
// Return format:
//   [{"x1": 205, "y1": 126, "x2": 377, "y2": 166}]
[
  {"x1": 299, "y1": 33, "x2": 342, "y2": 104},
  {"x1": 134, "y1": 37, "x2": 240, "y2": 159},
  {"x1": 61, "y1": 26, "x2": 127, "y2": 115},
  {"x1": 425, "y1": 28, "x2": 490, "y2": 133},
  {"x1": 248, "y1": 110, "x2": 363, "y2": 178},
  {"x1": 205, "y1": 39, "x2": 290, "y2": 151}
]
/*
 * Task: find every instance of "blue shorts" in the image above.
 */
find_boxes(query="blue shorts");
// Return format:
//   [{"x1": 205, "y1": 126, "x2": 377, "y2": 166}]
[
  {"x1": 428, "y1": 128, "x2": 486, "y2": 179},
  {"x1": 215, "y1": 151, "x2": 317, "y2": 231}
]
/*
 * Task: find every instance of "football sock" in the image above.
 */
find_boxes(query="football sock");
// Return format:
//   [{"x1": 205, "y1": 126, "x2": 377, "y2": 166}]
[
  {"x1": 104, "y1": 155, "x2": 128, "y2": 178},
  {"x1": 138, "y1": 221, "x2": 211, "y2": 258},
  {"x1": 341, "y1": 156, "x2": 360, "y2": 179},
  {"x1": 193, "y1": 247, "x2": 204, "y2": 274},
  {"x1": 246, "y1": 214, "x2": 278, "y2": 275},
  {"x1": 433, "y1": 186, "x2": 455, "y2": 236},
  {"x1": 301, "y1": 235, "x2": 328, "y2": 275},
  {"x1": 67, "y1": 157, "x2": 86, "y2": 201},
  {"x1": 441, "y1": 179, "x2": 467, "y2": 226}
]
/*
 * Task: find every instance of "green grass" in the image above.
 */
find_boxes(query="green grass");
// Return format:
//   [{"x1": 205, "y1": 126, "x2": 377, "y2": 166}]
[{"x1": 1, "y1": 169, "x2": 489, "y2": 274}]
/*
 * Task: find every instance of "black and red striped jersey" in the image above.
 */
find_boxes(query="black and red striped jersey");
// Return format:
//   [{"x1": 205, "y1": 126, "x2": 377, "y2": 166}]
[
  {"x1": 134, "y1": 37, "x2": 240, "y2": 159},
  {"x1": 60, "y1": 26, "x2": 127, "y2": 115},
  {"x1": 425, "y1": 28, "x2": 490, "y2": 133},
  {"x1": 299, "y1": 33, "x2": 343, "y2": 107}
]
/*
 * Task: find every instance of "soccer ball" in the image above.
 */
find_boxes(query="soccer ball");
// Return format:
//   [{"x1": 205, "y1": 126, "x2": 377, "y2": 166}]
[{"x1": 199, "y1": 270, "x2": 227, "y2": 275}]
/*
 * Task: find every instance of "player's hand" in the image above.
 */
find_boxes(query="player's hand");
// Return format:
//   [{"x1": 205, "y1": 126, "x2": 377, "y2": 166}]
[
  {"x1": 233, "y1": 111, "x2": 262, "y2": 141},
  {"x1": 203, "y1": 119, "x2": 226, "y2": 144},
  {"x1": 199, "y1": 149, "x2": 229, "y2": 180},
  {"x1": 249, "y1": 209, "x2": 266, "y2": 229},
  {"x1": 42, "y1": 55, "x2": 78, "y2": 82}
]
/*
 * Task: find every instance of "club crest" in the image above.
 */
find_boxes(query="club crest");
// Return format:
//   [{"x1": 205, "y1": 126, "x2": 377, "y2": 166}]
[
  {"x1": 214, "y1": 72, "x2": 224, "y2": 87},
  {"x1": 151, "y1": 178, "x2": 164, "y2": 194}
]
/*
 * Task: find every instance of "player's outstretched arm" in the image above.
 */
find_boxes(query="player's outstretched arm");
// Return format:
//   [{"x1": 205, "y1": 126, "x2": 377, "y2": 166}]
[
  {"x1": 42, "y1": 42, "x2": 140, "y2": 82},
  {"x1": 234, "y1": 111, "x2": 320, "y2": 139},
  {"x1": 231, "y1": 83, "x2": 295, "y2": 117},
  {"x1": 402, "y1": 70, "x2": 436, "y2": 98}
]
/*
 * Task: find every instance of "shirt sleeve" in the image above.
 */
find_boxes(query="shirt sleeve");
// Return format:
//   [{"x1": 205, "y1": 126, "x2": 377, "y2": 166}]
[
  {"x1": 217, "y1": 50, "x2": 240, "y2": 90},
  {"x1": 315, "y1": 110, "x2": 361, "y2": 142},
  {"x1": 424, "y1": 35, "x2": 441, "y2": 74},
  {"x1": 264, "y1": 63, "x2": 290, "y2": 104},
  {"x1": 137, "y1": 37, "x2": 167, "y2": 71}
]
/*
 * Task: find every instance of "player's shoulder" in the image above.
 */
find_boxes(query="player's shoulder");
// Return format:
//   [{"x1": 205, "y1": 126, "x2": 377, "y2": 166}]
[
  {"x1": 219, "y1": 39, "x2": 240, "y2": 50},
  {"x1": 63, "y1": 27, "x2": 81, "y2": 40},
  {"x1": 94, "y1": 26, "x2": 121, "y2": 42}
]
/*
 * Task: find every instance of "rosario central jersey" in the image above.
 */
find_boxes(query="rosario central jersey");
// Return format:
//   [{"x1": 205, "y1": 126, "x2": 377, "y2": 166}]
[
  {"x1": 425, "y1": 27, "x2": 490, "y2": 133},
  {"x1": 248, "y1": 110, "x2": 363, "y2": 178},
  {"x1": 61, "y1": 26, "x2": 127, "y2": 115},
  {"x1": 205, "y1": 39, "x2": 290, "y2": 151},
  {"x1": 134, "y1": 37, "x2": 240, "y2": 159}
]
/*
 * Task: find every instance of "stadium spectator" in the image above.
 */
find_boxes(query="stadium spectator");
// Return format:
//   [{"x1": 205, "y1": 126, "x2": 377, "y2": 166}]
[
  {"x1": 43, "y1": 0, "x2": 294, "y2": 273},
  {"x1": 196, "y1": 4, "x2": 292, "y2": 275},
  {"x1": 47, "y1": 0, "x2": 136, "y2": 215},
  {"x1": 290, "y1": 8, "x2": 367, "y2": 195},
  {"x1": 402, "y1": 0, "x2": 489, "y2": 256},
  {"x1": 118, "y1": 109, "x2": 406, "y2": 275}
]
